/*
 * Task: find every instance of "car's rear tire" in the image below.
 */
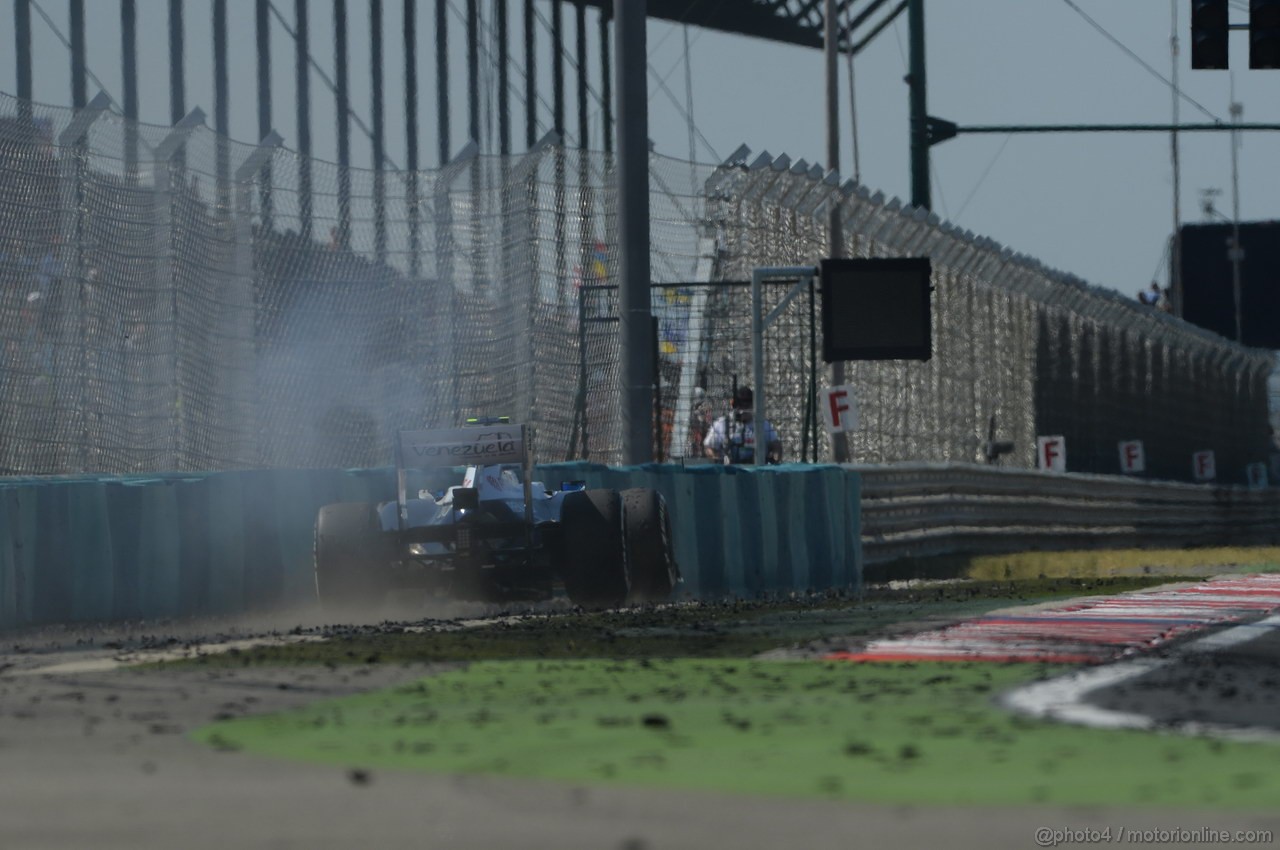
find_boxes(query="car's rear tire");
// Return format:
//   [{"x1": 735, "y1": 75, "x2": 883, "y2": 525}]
[
  {"x1": 559, "y1": 488, "x2": 629, "y2": 609},
  {"x1": 314, "y1": 502, "x2": 394, "y2": 613},
  {"x1": 621, "y1": 488, "x2": 679, "y2": 603}
]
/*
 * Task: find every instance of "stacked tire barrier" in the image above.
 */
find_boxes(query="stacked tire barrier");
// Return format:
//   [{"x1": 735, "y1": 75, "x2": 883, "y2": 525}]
[{"x1": 0, "y1": 463, "x2": 861, "y2": 630}]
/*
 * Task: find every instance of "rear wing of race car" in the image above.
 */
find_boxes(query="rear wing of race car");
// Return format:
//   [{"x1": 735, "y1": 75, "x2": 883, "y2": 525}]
[{"x1": 394, "y1": 423, "x2": 534, "y2": 529}]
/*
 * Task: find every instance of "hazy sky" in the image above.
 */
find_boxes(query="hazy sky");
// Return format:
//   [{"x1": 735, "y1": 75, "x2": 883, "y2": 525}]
[{"x1": 0, "y1": 0, "x2": 1276, "y2": 299}]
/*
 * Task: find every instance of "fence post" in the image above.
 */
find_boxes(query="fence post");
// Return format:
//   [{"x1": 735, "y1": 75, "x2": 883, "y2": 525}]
[
  {"x1": 55, "y1": 91, "x2": 112, "y2": 473},
  {"x1": 507, "y1": 133, "x2": 557, "y2": 448},
  {"x1": 153, "y1": 107, "x2": 206, "y2": 470},
  {"x1": 230, "y1": 131, "x2": 282, "y2": 466},
  {"x1": 434, "y1": 141, "x2": 479, "y2": 422}
]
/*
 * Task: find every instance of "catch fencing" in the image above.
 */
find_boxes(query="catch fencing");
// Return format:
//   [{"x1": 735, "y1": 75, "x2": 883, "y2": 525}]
[{"x1": 0, "y1": 92, "x2": 1272, "y2": 482}]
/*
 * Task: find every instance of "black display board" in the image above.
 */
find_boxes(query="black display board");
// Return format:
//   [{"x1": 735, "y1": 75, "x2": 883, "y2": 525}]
[
  {"x1": 820, "y1": 257, "x2": 932, "y2": 362},
  {"x1": 1180, "y1": 222, "x2": 1280, "y2": 349}
]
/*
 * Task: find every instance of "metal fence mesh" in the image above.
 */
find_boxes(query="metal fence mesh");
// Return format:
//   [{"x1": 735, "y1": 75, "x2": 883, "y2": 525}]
[{"x1": 0, "y1": 94, "x2": 1271, "y2": 482}]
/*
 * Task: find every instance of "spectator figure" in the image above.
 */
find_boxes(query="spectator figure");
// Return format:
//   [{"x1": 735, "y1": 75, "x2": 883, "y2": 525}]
[
  {"x1": 703, "y1": 385, "x2": 782, "y2": 465},
  {"x1": 1138, "y1": 282, "x2": 1162, "y2": 307},
  {"x1": 688, "y1": 386, "x2": 714, "y2": 457}
]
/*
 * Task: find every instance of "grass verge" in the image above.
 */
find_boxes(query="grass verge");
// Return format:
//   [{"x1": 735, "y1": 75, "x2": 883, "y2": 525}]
[{"x1": 193, "y1": 658, "x2": 1280, "y2": 807}]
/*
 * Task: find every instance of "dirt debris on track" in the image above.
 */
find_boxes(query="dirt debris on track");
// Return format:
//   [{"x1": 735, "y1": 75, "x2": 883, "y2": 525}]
[{"x1": 2, "y1": 575, "x2": 1279, "y2": 849}]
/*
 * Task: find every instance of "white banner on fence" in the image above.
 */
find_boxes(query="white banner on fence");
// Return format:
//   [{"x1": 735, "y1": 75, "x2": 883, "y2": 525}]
[
  {"x1": 1193, "y1": 450, "x2": 1216, "y2": 482},
  {"x1": 1037, "y1": 436, "x2": 1067, "y2": 473},
  {"x1": 822, "y1": 385, "x2": 859, "y2": 434},
  {"x1": 1118, "y1": 440, "x2": 1145, "y2": 474}
]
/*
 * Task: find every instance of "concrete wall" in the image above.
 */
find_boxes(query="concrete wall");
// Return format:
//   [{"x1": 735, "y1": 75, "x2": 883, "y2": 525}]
[{"x1": 0, "y1": 464, "x2": 862, "y2": 630}]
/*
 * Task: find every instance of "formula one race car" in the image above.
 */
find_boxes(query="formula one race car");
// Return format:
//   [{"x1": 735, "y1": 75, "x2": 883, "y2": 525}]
[{"x1": 313, "y1": 420, "x2": 680, "y2": 611}]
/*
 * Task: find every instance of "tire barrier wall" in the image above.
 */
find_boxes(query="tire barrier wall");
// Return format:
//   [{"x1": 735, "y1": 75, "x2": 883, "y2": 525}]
[
  {"x1": 539, "y1": 463, "x2": 861, "y2": 602},
  {"x1": 0, "y1": 463, "x2": 862, "y2": 631}
]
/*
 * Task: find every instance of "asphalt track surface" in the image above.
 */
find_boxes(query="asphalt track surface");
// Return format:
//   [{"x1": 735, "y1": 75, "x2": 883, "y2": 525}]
[
  {"x1": 1086, "y1": 619, "x2": 1280, "y2": 734},
  {"x1": 2, "y1": 597, "x2": 1279, "y2": 849}
]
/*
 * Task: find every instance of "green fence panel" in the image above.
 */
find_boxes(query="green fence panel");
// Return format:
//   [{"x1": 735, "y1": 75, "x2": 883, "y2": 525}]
[
  {"x1": 204, "y1": 472, "x2": 248, "y2": 616},
  {"x1": 238, "y1": 470, "x2": 287, "y2": 612},
  {"x1": 67, "y1": 483, "x2": 113, "y2": 622},
  {"x1": 0, "y1": 464, "x2": 862, "y2": 630},
  {"x1": 175, "y1": 479, "x2": 212, "y2": 617},
  {"x1": 0, "y1": 487, "x2": 25, "y2": 626},
  {"x1": 33, "y1": 485, "x2": 73, "y2": 624},
  {"x1": 0, "y1": 494, "x2": 10, "y2": 626},
  {"x1": 104, "y1": 481, "x2": 144, "y2": 620},
  {"x1": 134, "y1": 481, "x2": 182, "y2": 620}
]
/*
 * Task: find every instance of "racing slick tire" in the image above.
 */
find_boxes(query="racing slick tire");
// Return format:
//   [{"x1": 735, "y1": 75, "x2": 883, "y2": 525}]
[
  {"x1": 559, "y1": 488, "x2": 630, "y2": 610},
  {"x1": 314, "y1": 502, "x2": 394, "y2": 612},
  {"x1": 621, "y1": 488, "x2": 679, "y2": 603}
]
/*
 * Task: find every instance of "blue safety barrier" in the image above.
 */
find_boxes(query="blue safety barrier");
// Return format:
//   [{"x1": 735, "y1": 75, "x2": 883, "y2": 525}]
[{"x1": 0, "y1": 464, "x2": 861, "y2": 630}]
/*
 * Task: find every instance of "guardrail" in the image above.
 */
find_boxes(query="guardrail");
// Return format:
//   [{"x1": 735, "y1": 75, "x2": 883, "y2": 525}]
[{"x1": 858, "y1": 463, "x2": 1280, "y2": 564}]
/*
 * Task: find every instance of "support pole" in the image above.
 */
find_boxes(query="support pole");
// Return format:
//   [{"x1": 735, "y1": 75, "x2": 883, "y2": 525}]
[
  {"x1": 256, "y1": 0, "x2": 273, "y2": 227},
  {"x1": 372, "y1": 0, "x2": 386, "y2": 262},
  {"x1": 257, "y1": 0, "x2": 272, "y2": 138},
  {"x1": 405, "y1": 0, "x2": 421, "y2": 276},
  {"x1": 1230, "y1": 101, "x2": 1244, "y2": 343},
  {"x1": 600, "y1": 5, "x2": 612, "y2": 155},
  {"x1": 553, "y1": 0, "x2": 565, "y2": 135},
  {"x1": 335, "y1": 0, "x2": 351, "y2": 246},
  {"x1": 907, "y1": 0, "x2": 928, "y2": 209},
  {"x1": 467, "y1": 0, "x2": 479, "y2": 145},
  {"x1": 616, "y1": 0, "x2": 652, "y2": 463},
  {"x1": 214, "y1": 0, "x2": 230, "y2": 216},
  {"x1": 15, "y1": 0, "x2": 32, "y2": 114},
  {"x1": 169, "y1": 0, "x2": 185, "y2": 125},
  {"x1": 70, "y1": 0, "x2": 86, "y2": 109},
  {"x1": 576, "y1": 0, "x2": 588, "y2": 150},
  {"x1": 1170, "y1": 0, "x2": 1182, "y2": 315},
  {"x1": 524, "y1": 0, "x2": 536, "y2": 148},
  {"x1": 825, "y1": 0, "x2": 849, "y2": 463},
  {"x1": 122, "y1": 0, "x2": 138, "y2": 177},
  {"x1": 436, "y1": 0, "x2": 450, "y2": 165},
  {"x1": 295, "y1": 0, "x2": 312, "y2": 238},
  {"x1": 497, "y1": 0, "x2": 510, "y2": 155}
]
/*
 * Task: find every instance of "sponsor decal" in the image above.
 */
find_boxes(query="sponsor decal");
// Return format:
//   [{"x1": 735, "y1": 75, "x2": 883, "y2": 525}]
[{"x1": 399, "y1": 426, "x2": 526, "y2": 467}]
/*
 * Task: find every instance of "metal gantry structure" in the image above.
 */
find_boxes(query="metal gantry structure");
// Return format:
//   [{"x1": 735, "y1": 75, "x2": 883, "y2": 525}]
[{"x1": 7, "y1": 0, "x2": 903, "y2": 208}]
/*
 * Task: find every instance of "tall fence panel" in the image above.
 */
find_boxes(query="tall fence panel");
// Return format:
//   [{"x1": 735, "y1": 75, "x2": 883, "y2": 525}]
[
  {"x1": 0, "y1": 95, "x2": 1271, "y2": 484},
  {"x1": 691, "y1": 150, "x2": 1273, "y2": 483}
]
